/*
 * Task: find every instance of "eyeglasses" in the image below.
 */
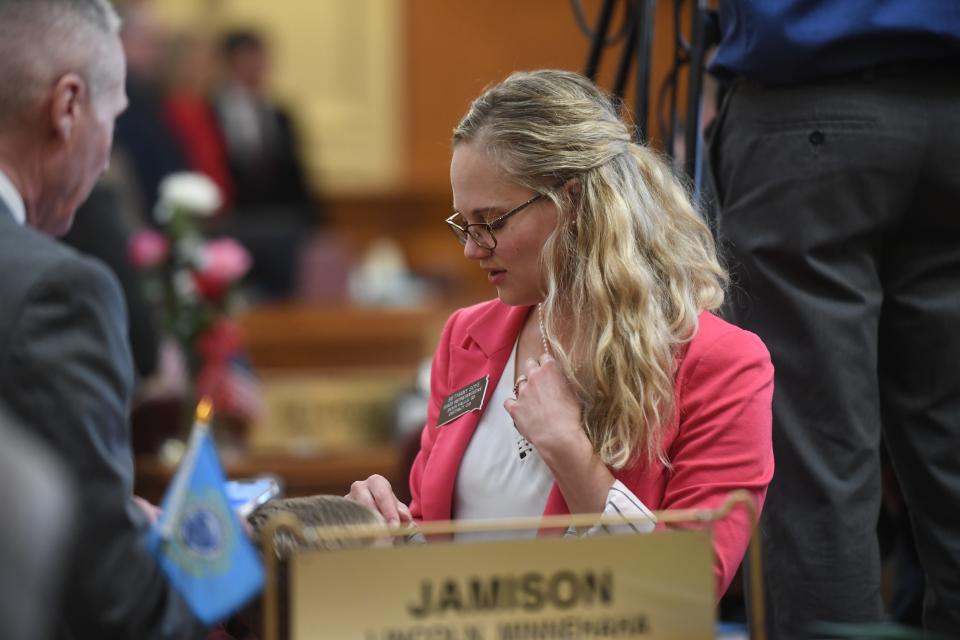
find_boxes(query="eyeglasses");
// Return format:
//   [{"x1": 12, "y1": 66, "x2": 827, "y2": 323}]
[{"x1": 445, "y1": 193, "x2": 545, "y2": 250}]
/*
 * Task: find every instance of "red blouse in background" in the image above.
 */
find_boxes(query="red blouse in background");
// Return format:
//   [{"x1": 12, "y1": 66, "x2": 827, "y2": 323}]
[{"x1": 164, "y1": 93, "x2": 235, "y2": 213}]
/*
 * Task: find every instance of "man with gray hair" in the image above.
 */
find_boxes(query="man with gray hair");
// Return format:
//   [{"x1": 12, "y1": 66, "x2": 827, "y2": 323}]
[{"x1": 0, "y1": 1, "x2": 206, "y2": 637}]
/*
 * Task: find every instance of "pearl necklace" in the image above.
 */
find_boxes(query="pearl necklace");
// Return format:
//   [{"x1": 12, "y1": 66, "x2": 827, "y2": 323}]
[{"x1": 537, "y1": 303, "x2": 550, "y2": 355}]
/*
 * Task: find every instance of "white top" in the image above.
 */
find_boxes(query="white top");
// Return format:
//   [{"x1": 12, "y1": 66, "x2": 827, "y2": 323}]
[
  {"x1": 0, "y1": 169, "x2": 25, "y2": 225},
  {"x1": 446, "y1": 338, "x2": 658, "y2": 544},
  {"x1": 453, "y1": 340, "x2": 554, "y2": 541}
]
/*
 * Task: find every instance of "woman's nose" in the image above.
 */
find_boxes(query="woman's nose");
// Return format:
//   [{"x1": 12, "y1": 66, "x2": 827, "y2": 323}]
[{"x1": 463, "y1": 236, "x2": 491, "y2": 260}]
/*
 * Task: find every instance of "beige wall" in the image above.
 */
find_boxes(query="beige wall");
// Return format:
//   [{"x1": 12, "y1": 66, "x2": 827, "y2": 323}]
[
  {"x1": 150, "y1": 1, "x2": 683, "y2": 199},
  {"x1": 154, "y1": 0, "x2": 403, "y2": 195}
]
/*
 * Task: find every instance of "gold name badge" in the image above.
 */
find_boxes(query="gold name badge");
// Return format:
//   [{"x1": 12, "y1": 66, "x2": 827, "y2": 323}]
[{"x1": 436, "y1": 376, "x2": 489, "y2": 427}]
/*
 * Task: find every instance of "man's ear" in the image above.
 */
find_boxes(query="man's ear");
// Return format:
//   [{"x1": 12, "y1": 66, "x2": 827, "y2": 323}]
[{"x1": 49, "y1": 72, "x2": 85, "y2": 142}]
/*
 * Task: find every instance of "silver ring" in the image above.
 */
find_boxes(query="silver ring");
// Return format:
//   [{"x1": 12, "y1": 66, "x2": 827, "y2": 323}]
[{"x1": 512, "y1": 375, "x2": 528, "y2": 398}]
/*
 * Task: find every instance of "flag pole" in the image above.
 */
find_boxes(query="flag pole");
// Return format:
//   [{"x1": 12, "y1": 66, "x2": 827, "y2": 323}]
[{"x1": 159, "y1": 397, "x2": 214, "y2": 540}]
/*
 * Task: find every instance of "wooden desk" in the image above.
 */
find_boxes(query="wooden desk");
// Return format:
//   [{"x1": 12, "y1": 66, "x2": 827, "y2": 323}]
[
  {"x1": 134, "y1": 446, "x2": 402, "y2": 504},
  {"x1": 238, "y1": 304, "x2": 442, "y2": 371}
]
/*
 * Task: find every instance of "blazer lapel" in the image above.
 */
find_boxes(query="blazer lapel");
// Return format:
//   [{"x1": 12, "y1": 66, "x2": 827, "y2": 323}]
[{"x1": 419, "y1": 303, "x2": 530, "y2": 522}]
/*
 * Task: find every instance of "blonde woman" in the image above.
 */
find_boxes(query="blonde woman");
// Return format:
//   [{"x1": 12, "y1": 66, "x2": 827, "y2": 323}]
[{"x1": 349, "y1": 69, "x2": 773, "y2": 597}]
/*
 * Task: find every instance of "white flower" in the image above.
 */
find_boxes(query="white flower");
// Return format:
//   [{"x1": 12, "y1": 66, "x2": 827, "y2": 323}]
[{"x1": 156, "y1": 172, "x2": 222, "y2": 221}]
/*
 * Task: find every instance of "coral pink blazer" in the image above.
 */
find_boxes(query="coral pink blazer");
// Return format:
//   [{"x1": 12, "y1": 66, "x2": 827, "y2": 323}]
[{"x1": 408, "y1": 299, "x2": 774, "y2": 596}]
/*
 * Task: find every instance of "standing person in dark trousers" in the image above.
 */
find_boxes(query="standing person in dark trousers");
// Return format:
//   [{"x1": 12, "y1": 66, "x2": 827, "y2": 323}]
[
  {"x1": 708, "y1": 1, "x2": 960, "y2": 636},
  {"x1": 0, "y1": 1, "x2": 206, "y2": 637}
]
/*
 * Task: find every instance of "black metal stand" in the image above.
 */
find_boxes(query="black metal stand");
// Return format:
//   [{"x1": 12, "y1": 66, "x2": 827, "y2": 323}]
[{"x1": 575, "y1": 0, "x2": 719, "y2": 198}]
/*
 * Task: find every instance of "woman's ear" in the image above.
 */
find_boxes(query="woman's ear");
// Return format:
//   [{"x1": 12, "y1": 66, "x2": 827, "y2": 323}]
[
  {"x1": 562, "y1": 177, "x2": 582, "y2": 200},
  {"x1": 561, "y1": 178, "x2": 581, "y2": 229}
]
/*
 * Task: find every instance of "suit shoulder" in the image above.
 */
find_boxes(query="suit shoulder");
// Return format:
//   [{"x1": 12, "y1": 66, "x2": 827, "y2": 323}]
[
  {"x1": 680, "y1": 312, "x2": 772, "y2": 377},
  {"x1": 36, "y1": 246, "x2": 122, "y2": 305},
  {"x1": 0, "y1": 220, "x2": 106, "y2": 275},
  {"x1": 0, "y1": 223, "x2": 124, "y2": 320},
  {"x1": 692, "y1": 312, "x2": 768, "y2": 355}
]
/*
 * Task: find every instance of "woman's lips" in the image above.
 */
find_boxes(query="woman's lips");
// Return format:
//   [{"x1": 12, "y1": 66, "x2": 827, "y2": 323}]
[{"x1": 486, "y1": 269, "x2": 506, "y2": 285}]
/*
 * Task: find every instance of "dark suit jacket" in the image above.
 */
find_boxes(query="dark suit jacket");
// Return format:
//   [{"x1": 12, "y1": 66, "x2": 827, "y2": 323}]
[
  {"x1": 212, "y1": 93, "x2": 313, "y2": 214},
  {"x1": 0, "y1": 205, "x2": 206, "y2": 639}
]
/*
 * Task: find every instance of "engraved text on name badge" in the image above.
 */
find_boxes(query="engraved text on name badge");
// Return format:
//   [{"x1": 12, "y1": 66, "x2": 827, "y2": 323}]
[{"x1": 436, "y1": 376, "x2": 489, "y2": 427}]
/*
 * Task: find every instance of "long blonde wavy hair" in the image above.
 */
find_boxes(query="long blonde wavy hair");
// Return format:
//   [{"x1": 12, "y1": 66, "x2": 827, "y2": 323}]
[{"x1": 453, "y1": 69, "x2": 726, "y2": 469}]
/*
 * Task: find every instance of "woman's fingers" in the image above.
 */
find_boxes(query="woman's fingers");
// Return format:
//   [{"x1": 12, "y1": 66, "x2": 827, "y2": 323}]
[
  {"x1": 504, "y1": 395, "x2": 518, "y2": 419},
  {"x1": 517, "y1": 351, "x2": 561, "y2": 397},
  {"x1": 347, "y1": 474, "x2": 409, "y2": 526},
  {"x1": 397, "y1": 501, "x2": 414, "y2": 524},
  {"x1": 522, "y1": 356, "x2": 541, "y2": 376},
  {"x1": 507, "y1": 350, "x2": 583, "y2": 446}
]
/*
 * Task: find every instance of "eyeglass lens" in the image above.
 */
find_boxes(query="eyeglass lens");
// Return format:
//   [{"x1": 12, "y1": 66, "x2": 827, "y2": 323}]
[{"x1": 467, "y1": 226, "x2": 495, "y2": 248}]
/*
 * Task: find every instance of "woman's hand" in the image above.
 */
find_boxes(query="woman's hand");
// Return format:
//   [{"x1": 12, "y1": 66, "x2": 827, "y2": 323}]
[
  {"x1": 504, "y1": 353, "x2": 614, "y2": 515},
  {"x1": 504, "y1": 352, "x2": 586, "y2": 459},
  {"x1": 346, "y1": 474, "x2": 412, "y2": 527}
]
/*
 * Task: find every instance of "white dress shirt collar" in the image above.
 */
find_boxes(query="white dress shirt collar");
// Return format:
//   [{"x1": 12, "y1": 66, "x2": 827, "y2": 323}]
[{"x1": 0, "y1": 169, "x2": 26, "y2": 225}]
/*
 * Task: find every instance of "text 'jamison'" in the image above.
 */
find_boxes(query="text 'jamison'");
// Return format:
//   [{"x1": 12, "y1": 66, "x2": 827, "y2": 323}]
[{"x1": 407, "y1": 570, "x2": 614, "y2": 618}]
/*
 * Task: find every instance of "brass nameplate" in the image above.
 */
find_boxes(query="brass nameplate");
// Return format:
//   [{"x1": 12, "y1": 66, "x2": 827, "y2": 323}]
[{"x1": 291, "y1": 531, "x2": 714, "y2": 639}]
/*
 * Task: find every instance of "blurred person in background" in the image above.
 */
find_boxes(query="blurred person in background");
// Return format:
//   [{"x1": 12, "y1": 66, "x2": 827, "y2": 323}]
[
  {"x1": 162, "y1": 31, "x2": 235, "y2": 212},
  {"x1": 209, "y1": 29, "x2": 319, "y2": 299},
  {"x1": 114, "y1": 0, "x2": 187, "y2": 223},
  {"x1": 214, "y1": 29, "x2": 313, "y2": 215},
  {"x1": 349, "y1": 70, "x2": 774, "y2": 599},
  {"x1": 0, "y1": 0, "x2": 207, "y2": 636}
]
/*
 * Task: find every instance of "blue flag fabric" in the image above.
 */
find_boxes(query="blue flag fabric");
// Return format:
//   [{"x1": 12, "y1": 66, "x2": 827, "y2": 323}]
[{"x1": 147, "y1": 428, "x2": 264, "y2": 626}]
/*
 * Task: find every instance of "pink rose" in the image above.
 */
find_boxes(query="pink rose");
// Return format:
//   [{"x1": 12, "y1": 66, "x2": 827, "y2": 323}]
[
  {"x1": 200, "y1": 238, "x2": 252, "y2": 283},
  {"x1": 128, "y1": 229, "x2": 170, "y2": 269},
  {"x1": 193, "y1": 238, "x2": 252, "y2": 300}
]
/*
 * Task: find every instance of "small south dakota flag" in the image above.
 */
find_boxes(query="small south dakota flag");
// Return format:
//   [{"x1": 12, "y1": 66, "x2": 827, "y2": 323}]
[{"x1": 147, "y1": 399, "x2": 264, "y2": 625}]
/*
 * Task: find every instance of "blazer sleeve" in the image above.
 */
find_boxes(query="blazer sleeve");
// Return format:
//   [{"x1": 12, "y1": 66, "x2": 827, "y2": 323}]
[
  {"x1": 407, "y1": 308, "x2": 462, "y2": 521},
  {"x1": 7, "y1": 255, "x2": 207, "y2": 639},
  {"x1": 661, "y1": 327, "x2": 774, "y2": 596}
]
